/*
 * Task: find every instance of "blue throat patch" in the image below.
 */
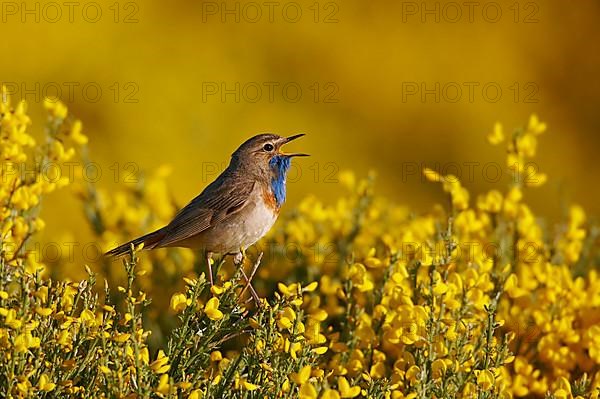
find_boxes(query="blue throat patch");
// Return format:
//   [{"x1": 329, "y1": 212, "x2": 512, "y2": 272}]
[{"x1": 269, "y1": 155, "x2": 291, "y2": 207}]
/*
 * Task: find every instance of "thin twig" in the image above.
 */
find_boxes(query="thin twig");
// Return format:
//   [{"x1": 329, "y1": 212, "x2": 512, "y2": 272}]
[
  {"x1": 240, "y1": 269, "x2": 260, "y2": 305},
  {"x1": 238, "y1": 252, "x2": 263, "y2": 305},
  {"x1": 239, "y1": 252, "x2": 263, "y2": 298}
]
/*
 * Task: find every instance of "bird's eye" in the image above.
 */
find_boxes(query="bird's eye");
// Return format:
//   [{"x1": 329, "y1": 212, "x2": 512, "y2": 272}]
[{"x1": 263, "y1": 143, "x2": 274, "y2": 152}]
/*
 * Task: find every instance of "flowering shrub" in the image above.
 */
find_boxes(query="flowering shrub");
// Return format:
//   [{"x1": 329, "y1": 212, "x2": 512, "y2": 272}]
[{"x1": 1, "y1": 88, "x2": 599, "y2": 398}]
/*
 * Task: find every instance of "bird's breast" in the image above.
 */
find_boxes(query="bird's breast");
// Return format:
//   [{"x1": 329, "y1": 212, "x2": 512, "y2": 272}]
[
  {"x1": 225, "y1": 187, "x2": 278, "y2": 251},
  {"x1": 192, "y1": 184, "x2": 279, "y2": 254},
  {"x1": 261, "y1": 184, "x2": 281, "y2": 212}
]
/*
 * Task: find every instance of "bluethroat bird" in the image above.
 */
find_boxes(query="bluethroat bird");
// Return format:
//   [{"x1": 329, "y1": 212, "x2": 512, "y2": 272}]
[{"x1": 106, "y1": 134, "x2": 308, "y2": 301}]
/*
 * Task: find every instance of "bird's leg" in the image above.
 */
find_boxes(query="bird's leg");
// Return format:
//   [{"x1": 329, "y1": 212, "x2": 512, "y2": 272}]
[
  {"x1": 206, "y1": 251, "x2": 214, "y2": 286},
  {"x1": 234, "y1": 251, "x2": 261, "y2": 305}
]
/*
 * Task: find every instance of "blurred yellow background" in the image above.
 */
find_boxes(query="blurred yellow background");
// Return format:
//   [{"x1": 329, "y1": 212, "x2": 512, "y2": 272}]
[{"x1": 2, "y1": 0, "x2": 599, "y2": 244}]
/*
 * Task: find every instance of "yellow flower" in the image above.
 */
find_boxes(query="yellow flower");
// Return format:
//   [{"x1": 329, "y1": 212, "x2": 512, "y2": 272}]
[
  {"x1": 43, "y1": 98, "x2": 68, "y2": 119},
  {"x1": 5, "y1": 309, "x2": 22, "y2": 329},
  {"x1": 339, "y1": 170, "x2": 356, "y2": 189},
  {"x1": 56, "y1": 330, "x2": 71, "y2": 347},
  {"x1": 69, "y1": 120, "x2": 88, "y2": 145},
  {"x1": 38, "y1": 374, "x2": 56, "y2": 392},
  {"x1": 504, "y1": 274, "x2": 528, "y2": 298},
  {"x1": 242, "y1": 380, "x2": 259, "y2": 391},
  {"x1": 312, "y1": 346, "x2": 328, "y2": 355},
  {"x1": 80, "y1": 309, "x2": 96, "y2": 326},
  {"x1": 516, "y1": 133, "x2": 538, "y2": 157},
  {"x1": 303, "y1": 281, "x2": 318, "y2": 292},
  {"x1": 431, "y1": 359, "x2": 447, "y2": 379},
  {"x1": 277, "y1": 307, "x2": 296, "y2": 330},
  {"x1": 288, "y1": 341, "x2": 303, "y2": 360},
  {"x1": 322, "y1": 389, "x2": 341, "y2": 399},
  {"x1": 188, "y1": 389, "x2": 203, "y2": 399},
  {"x1": 151, "y1": 350, "x2": 171, "y2": 374},
  {"x1": 406, "y1": 365, "x2": 420, "y2": 384},
  {"x1": 524, "y1": 171, "x2": 547, "y2": 187},
  {"x1": 338, "y1": 377, "x2": 360, "y2": 398},
  {"x1": 308, "y1": 308, "x2": 328, "y2": 322},
  {"x1": 34, "y1": 286, "x2": 48, "y2": 303},
  {"x1": 156, "y1": 374, "x2": 170, "y2": 395},
  {"x1": 290, "y1": 365, "x2": 311, "y2": 385},
  {"x1": 113, "y1": 333, "x2": 130, "y2": 343},
  {"x1": 370, "y1": 361, "x2": 386, "y2": 379},
  {"x1": 140, "y1": 347, "x2": 150, "y2": 364},
  {"x1": 451, "y1": 185, "x2": 469, "y2": 211},
  {"x1": 204, "y1": 297, "x2": 224, "y2": 321},
  {"x1": 364, "y1": 249, "x2": 385, "y2": 268},
  {"x1": 178, "y1": 381, "x2": 192, "y2": 390},
  {"x1": 553, "y1": 389, "x2": 569, "y2": 399},
  {"x1": 347, "y1": 263, "x2": 374, "y2": 292},
  {"x1": 16, "y1": 377, "x2": 31, "y2": 395},
  {"x1": 278, "y1": 282, "x2": 300, "y2": 297},
  {"x1": 422, "y1": 167, "x2": 442, "y2": 182},
  {"x1": 210, "y1": 284, "x2": 225, "y2": 295},
  {"x1": 170, "y1": 292, "x2": 188, "y2": 313},
  {"x1": 102, "y1": 305, "x2": 115, "y2": 313},
  {"x1": 299, "y1": 382, "x2": 317, "y2": 399},
  {"x1": 477, "y1": 190, "x2": 503, "y2": 213},
  {"x1": 476, "y1": 369, "x2": 495, "y2": 390},
  {"x1": 35, "y1": 307, "x2": 53, "y2": 317},
  {"x1": 432, "y1": 279, "x2": 448, "y2": 296},
  {"x1": 554, "y1": 377, "x2": 572, "y2": 396},
  {"x1": 61, "y1": 285, "x2": 78, "y2": 311},
  {"x1": 14, "y1": 332, "x2": 40, "y2": 353},
  {"x1": 487, "y1": 122, "x2": 504, "y2": 145},
  {"x1": 527, "y1": 114, "x2": 547, "y2": 135}
]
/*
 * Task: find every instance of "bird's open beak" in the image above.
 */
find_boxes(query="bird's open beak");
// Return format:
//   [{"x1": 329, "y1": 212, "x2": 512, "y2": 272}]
[
  {"x1": 285, "y1": 133, "x2": 305, "y2": 143},
  {"x1": 280, "y1": 134, "x2": 309, "y2": 157}
]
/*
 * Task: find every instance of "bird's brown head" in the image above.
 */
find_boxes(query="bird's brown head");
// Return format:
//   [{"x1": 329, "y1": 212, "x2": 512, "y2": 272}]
[
  {"x1": 231, "y1": 133, "x2": 308, "y2": 176},
  {"x1": 230, "y1": 134, "x2": 308, "y2": 205}
]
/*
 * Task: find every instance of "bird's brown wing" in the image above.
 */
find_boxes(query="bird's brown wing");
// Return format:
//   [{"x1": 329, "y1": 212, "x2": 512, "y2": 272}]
[{"x1": 155, "y1": 177, "x2": 256, "y2": 248}]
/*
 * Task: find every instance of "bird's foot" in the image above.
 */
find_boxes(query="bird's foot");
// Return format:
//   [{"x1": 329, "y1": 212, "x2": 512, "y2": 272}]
[
  {"x1": 233, "y1": 251, "x2": 244, "y2": 266},
  {"x1": 206, "y1": 252, "x2": 214, "y2": 287}
]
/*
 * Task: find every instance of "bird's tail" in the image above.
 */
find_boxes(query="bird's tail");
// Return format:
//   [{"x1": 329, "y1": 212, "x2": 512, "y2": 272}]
[{"x1": 104, "y1": 228, "x2": 166, "y2": 258}]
